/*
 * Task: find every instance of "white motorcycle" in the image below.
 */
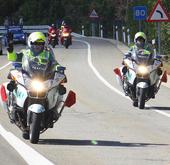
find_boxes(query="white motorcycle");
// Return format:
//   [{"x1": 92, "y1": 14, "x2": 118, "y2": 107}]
[
  {"x1": 0, "y1": 56, "x2": 76, "y2": 144},
  {"x1": 114, "y1": 49, "x2": 167, "y2": 109}
]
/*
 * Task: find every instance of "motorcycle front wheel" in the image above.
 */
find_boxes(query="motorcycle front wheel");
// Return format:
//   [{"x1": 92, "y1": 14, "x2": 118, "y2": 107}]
[
  {"x1": 64, "y1": 40, "x2": 69, "y2": 49},
  {"x1": 29, "y1": 112, "x2": 42, "y2": 144},
  {"x1": 138, "y1": 88, "x2": 146, "y2": 109}
]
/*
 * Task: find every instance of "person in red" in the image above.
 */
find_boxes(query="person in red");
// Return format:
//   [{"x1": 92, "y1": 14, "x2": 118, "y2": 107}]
[
  {"x1": 48, "y1": 24, "x2": 59, "y2": 44},
  {"x1": 60, "y1": 21, "x2": 72, "y2": 45},
  {"x1": 60, "y1": 21, "x2": 72, "y2": 33}
]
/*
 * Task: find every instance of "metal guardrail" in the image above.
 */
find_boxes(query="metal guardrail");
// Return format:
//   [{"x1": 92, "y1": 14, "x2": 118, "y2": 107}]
[{"x1": 0, "y1": 25, "x2": 49, "y2": 34}]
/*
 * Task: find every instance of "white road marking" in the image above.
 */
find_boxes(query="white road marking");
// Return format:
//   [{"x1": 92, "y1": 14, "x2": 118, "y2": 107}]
[
  {"x1": 75, "y1": 39, "x2": 170, "y2": 118},
  {"x1": 0, "y1": 62, "x2": 11, "y2": 70},
  {"x1": 0, "y1": 124, "x2": 54, "y2": 165}
]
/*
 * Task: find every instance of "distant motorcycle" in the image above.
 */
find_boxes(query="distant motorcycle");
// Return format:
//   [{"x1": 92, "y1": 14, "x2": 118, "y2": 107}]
[
  {"x1": 114, "y1": 49, "x2": 167, "y2": 109},
  {"x1": 0, "y1": 56, "x2": 76, "y2": 144},
  {"x1": 60, "y1": 27, "x2": 72, "y2": 49},
  {"x1": 48, "y1": 29, "x2": 58, "y2": 48}
]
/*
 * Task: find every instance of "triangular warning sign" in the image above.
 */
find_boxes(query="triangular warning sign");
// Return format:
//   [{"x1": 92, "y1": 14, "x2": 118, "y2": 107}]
[
  {"x1": 147, "y1": 0, "x2": 170, "y2": 22},
  {"x1": 89, "y1": 9, "x2": 99, "y2": 18}
]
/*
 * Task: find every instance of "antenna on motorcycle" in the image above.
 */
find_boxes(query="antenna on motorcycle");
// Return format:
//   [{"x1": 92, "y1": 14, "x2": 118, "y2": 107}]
[{"x1": 161, "y1": 71, "x2": 168, "y2": 83}]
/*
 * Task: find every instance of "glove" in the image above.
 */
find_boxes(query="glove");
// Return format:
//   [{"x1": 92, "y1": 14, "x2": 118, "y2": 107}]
[
  {"x1": 57, "y1": 66, "x2": 66, "y2": 74},
  {"x1": 155, "y1": 55, "x2": 162, "y2": 60},
  {"x1": 7, "y1": 46, "x2": 13, "y2": 53}
]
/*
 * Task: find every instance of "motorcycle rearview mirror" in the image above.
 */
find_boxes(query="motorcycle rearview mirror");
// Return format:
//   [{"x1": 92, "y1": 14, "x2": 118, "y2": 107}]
[
  {"x1": 64, "y1": 90, "x2": 76, "y2": 107},
  {"x1": 161, "y1": 71, "x2": 168, "y2": 83}
]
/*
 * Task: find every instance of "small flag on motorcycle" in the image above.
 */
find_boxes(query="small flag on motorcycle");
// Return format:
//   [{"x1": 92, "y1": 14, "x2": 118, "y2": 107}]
[
  {"x1": 161, "y1": 71, "x2": 167, "y2": 83},
  {"x1": 64, "y1": 90, "x2": 76, "y2": 107},
  {"x1": 0, "y1": 85, "x2": 7, "y2": 102},
  {"x1": 113, "y1": 68, "x2": 123, "y2": 80}
]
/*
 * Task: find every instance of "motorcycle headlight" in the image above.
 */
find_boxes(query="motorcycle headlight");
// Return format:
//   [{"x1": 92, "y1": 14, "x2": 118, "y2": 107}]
[
  {"x1": 51, "y1": 34, "x2": 56, "y2": 37},
  {"x1": 31, "y1": 79, "x2": 44, "y2": 92},
  {"x1": 137, "y1": 65, "x2": 148, "y2": 75},
  {"x1": 63, "y1": 33, "x2": 69, "y2": 37}
]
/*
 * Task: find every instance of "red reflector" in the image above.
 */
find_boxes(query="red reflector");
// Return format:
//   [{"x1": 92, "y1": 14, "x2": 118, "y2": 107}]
[{"x1": 0, "y1": 85, "x2": 7, "y2": 102}]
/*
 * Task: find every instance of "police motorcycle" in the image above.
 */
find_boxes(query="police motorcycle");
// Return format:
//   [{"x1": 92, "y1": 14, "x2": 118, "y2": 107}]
[
  {"x1": 114, "y1": 49, "x2": 167, "y2": 109},
  {"x1": 0, "y1": 56, "x2": 76, "y2": 144},
  {"x1": 48, "y1": 29, "x2": 59, "y2": 48}
]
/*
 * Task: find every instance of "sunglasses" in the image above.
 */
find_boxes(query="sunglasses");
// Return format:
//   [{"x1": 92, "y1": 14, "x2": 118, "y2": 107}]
[{"x1": 31, "y1": 42, "x2": 45, "y2": 46}]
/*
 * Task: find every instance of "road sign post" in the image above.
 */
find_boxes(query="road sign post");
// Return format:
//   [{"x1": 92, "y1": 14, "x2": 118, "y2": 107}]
[
  {"x1": 147, "y1": 0, "x2": 170, "y2": 55},
  {"x1": 89, "y1": 9, "x2": 99, "y2": 36}
]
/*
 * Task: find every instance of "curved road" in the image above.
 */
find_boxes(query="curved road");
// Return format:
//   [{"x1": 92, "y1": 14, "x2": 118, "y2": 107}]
[{"x1": 0, "y1": 37, "x2": 170, "y2": 165}]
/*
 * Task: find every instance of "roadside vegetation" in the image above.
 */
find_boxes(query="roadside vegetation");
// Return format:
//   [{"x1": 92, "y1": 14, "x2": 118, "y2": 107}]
[{"x1": 0, "y1": 0, "x2": 169, "y2": 55}]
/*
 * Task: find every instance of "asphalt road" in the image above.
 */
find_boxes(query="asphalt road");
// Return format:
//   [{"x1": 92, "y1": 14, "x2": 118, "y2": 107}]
[{"x1": 0, "y1": 37, "x2": 170, "y2": 165}]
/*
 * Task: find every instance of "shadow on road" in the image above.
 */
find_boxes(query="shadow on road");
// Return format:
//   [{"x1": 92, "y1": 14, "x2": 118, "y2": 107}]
[
  {"x1": 146, "y1": 106, "x2": 170, "y2": 111},
  {"x1": 38, "y1": 139, "x2": 167, "y2": 147}
]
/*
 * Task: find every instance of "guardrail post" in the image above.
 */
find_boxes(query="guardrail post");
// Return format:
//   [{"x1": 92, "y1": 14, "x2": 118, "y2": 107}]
[
  {"x1": 100, "y1": 25, "x2": 103, "y2": 38},
  {"x1": 127, "y1": 28, "x2": 131, "y2": 46},
  {"x1": 115, "y1": 26, "x2": 119, "y2": 46},
  {"x1": 122, "y1": 26, "x2": 126, "y2": 43},
  {"x1": 81, "y1": 25, "x2": 84, "y2": 36}
]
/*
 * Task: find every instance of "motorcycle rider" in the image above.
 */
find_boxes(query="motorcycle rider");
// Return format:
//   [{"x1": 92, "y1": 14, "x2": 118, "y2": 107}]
[
  {"x1": 7, "y1": 31, "x2": 67, "y2": 105},
  {"x1": 123, "y1": 32, "x2": 154, "y2": 61},
  {"x1": 60, "y1": 21, "x2": 72, "y2": 33},
  {"x1": 6, "y1": 30, "x2": 14, "y2": 47},
  {"x1": 48, "y1": 23, "x2": 57, "y2": 35},
  {"x1": 48, "y1": 23, "x2": 59, "y2": 44},
  {"x1": 60, "y1": 21, "x2": 72, "y2": 45},
  {"x1": 60, "y1": 21, "x2": 66, "y2": 32},
  {"x1": 122, "y1": 32, "x2": 162, "y2": 106}
]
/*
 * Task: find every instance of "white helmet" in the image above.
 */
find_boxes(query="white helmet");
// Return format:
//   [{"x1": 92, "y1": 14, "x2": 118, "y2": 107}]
[
  {"x1": 27, "y1": 32, "x2": 46, "y2": 54},
  {"x1": 134, "y1": 32, "x2": 147, "y2": 48},
  {"x1": 27, "y1": 32, "x2": 46, "y2": 48},
  {"x1": 134, "y1": 32, "x2": 147, "y2": 43}
]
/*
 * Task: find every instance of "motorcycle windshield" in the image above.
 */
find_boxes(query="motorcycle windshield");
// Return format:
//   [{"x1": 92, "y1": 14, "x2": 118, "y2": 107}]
[
  {"x1": 22, "y1": 56, "x2": 54, "y2": 80},
  {"x1": 132, "y1": 49, "x2": 153, "y2": 66}
]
